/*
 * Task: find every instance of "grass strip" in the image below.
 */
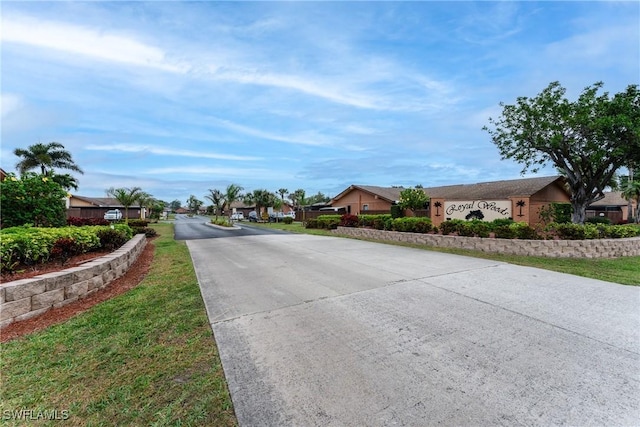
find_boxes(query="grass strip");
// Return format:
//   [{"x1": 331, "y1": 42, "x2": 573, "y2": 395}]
[
  {"x1": 244, "y1": 221, "x2": 640, "y2": 286},
  {"x1": 0, "y1": 223, "x2": 237, "y2": 426}
]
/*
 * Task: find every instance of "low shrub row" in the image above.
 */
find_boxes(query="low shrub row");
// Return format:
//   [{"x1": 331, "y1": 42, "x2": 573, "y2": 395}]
[
  {"x1": 67, "y1": 217, "x2": 110, "y2": 227},
  {"x1": 1, "y1": 224, "x2": 134, "y2": 274},
  {"x1": 305, "y1": 214, "x2": 640, "y2": 240}
]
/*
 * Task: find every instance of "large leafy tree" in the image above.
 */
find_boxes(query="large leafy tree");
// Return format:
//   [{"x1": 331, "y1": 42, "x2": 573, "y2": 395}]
[
  {"x1": 14, "y1": 142, "x2": 84, "y2": 176},
  {"x1": 484, "y1": 82, "x2": 640, "y2": 224},
  {"x1": 106, "y1": 186, "x2": 143, "y2": 223}
]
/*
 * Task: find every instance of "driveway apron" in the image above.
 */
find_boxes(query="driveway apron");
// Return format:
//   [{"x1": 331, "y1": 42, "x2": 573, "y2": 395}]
[{"x1": 187, "y1": 233, "x2": 640, "y2": 426}]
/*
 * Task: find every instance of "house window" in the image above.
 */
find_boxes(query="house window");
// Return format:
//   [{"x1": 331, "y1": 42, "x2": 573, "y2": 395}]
[{"x1": 362, "y1": 204, "x2": 369, "y2": 211}]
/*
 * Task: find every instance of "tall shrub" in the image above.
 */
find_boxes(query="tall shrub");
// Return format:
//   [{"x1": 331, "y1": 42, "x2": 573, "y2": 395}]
[{"x1": 0, "y1": 173, "x2": 67, "y2": 228}]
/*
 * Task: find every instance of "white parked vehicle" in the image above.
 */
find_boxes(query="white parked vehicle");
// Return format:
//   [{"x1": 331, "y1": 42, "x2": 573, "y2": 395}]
[
  {"x1": 230, "y1": 212, "x2": 245, "y2": 221},
  {"x1": 104, "y1": 209, "x2": 123, "y2": 220}
]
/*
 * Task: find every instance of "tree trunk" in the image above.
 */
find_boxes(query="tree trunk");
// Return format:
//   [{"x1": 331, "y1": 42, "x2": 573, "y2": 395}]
[
  {"x1": 569, "y1": 182, "x2": 588, "y2": 224},
  {"x1": 571, "y1": 201, "x2": 587, "y2": 224}
]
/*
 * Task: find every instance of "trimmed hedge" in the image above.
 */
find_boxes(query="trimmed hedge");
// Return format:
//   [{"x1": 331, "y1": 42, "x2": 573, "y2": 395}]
[
  {"x1": 1, "y1": 224, "x2": 133, "y2": 273},
  {"x1": 303, "y1": 212, "x2": 640, "y2": 241}
]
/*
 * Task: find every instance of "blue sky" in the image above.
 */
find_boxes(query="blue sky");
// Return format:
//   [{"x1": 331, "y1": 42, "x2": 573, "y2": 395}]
[{"x1": 1, "y1": 1, "x2": 638, "y2": 204}]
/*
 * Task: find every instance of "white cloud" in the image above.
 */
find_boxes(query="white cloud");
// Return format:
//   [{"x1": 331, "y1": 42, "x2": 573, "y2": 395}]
[
  {"x1": 208, "y1": 117, "x2": 337, "y2": 147},
  {"x1": 84, "y1": 144, "x2": 261, "y2": 161},
  {"x1": 1, "y1": 15, "x2": 189, "y2": 73},
  {"x1": 1, "y1": 93, "x2": 24, "y2": 119}
]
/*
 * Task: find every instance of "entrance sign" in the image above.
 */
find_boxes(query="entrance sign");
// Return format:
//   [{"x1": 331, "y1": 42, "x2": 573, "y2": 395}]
[{"x1": 444, "y1": 200, "x2": 512, "y2": 221}]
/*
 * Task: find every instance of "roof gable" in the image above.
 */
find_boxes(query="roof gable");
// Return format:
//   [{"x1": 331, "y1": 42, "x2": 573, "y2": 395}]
[
  {"x1": 332, "y1": 185, "x2": 402, "y2": 204},
  {"x1": 69, "y1": 195, "x2": 125, "y2": 207},
  {"x1": 588, "y1": 192, "x2": 631, "y2": 207},
  {"x1": 423, "y1": 176, "x2": 567, "y2": 200},
  {"x1": 332, "y1": 176, "x2": 568, "y2": 205}
]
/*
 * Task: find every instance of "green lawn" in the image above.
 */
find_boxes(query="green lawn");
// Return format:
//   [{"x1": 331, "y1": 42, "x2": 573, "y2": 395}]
[
  {"x1": 0, "y1": 223, "x2": 237, "y2": 426},
  {"x1": 244, "y1": 221, "x2": 640, "y2": 286}
]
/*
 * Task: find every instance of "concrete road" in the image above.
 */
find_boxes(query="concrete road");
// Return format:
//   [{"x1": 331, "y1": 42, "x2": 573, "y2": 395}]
[{"x1": 186, "y1": 231, "x2": 640, "y2": 426}]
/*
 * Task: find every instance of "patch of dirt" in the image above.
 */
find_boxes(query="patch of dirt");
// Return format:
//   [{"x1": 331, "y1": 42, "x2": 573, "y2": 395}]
[{"x1": 0, "y1": 239, "x2": 156, "y2": 343}]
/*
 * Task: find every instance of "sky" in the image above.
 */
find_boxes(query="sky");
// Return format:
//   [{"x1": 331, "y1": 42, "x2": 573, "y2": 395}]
[{"x1": 1, "y1": 1, "x2": 638, "y2": 204}]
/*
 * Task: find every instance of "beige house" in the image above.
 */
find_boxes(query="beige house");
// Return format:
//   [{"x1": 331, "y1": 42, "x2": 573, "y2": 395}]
[
  {"x1": 331, "y1": 176, "x2": 571, "y2": 227},
  {"x1": 67, "y1": 195, "x2": 145, "y2": 219}
]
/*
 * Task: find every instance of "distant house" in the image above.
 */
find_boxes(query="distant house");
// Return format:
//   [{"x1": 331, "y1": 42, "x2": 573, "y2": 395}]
[
  {"x1": 67, "y1": 195, "x2": 144, "y2": 219},
  {"x1": 228, "y1": 201, "x2": 296, "y2": 217},
  {"x1": 587, "y1": 192, "x2": 636, "y2": 224},
  {"x1": 331, "y1": 176, "x2": 571, "y2": 227}
]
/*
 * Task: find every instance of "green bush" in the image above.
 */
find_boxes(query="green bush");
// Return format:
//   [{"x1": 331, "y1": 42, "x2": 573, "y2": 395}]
[
  {"x1": 510, "y1": 222, "x2": 540, "y2": 240},
  {"x1": 391, "y1": 217, "x2": 433, "y2": 233},
  {"x1": 493, "y1": 225, "x2": 517, "y2": 239},
  {"x1": 490, "y1": 218, "x2": 514, "y2": 228},
  {"x1": 132, "y1": 226, "x2": 158, "y2": 237},
  {"x1": 440, "y1": 219, "x2": 465, "y2": 235},
  {"x1": 283, "y1": 216, "x2": 294, "y2": 224},
  {"x1": 0, "y1": 226, "x2": 107, "y2": 273},
  {"x1": 469, "y1": 221, "x2": 491, "y2": 238},
  {"x1": 359, "y1": 214, "x2": 392, "y2": 229},
  {"x1": 305, "y1": 219, "x2": 319, "y2": 229},
  {"x1": 317, "y1": 215, "x2": 341, "y2": 229},
  {"x1": 127, "y1": 219, "x2": 150, "y2": 227},
  {"x1": 390, "y1": 205, "x2": 404, "y2": 218},
  {"x1": 96, "y1": 228, "x2": 129, "y2": 250},
  {"x1": 586, "y1": 216, "x2": 611, "y2": 225}
]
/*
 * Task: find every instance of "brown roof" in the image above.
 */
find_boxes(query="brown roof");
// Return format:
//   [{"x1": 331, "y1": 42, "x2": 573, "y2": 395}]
[
  {"x1": 588, "y1": 192, "x2": 630, "y2": 207},
  {"x1": 422, "y1": 176, "x2": 567, "y2": 200},
  {"x1": 70, "y1": 195, "x2": 125, "y2": 208},
  {"x1": 333, "y1": 176, "x2": 568, "y2": 204},
  {"x1": 332, "y1": 185, "x2": 403, "y2": 204}
]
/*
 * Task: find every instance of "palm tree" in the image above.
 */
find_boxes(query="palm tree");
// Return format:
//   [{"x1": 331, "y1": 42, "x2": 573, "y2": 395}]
[
  {"x1": 205, "y1": 189, "x2": 226, "y2": 220},
  {"x1": 135, "y1": 191, "x2": 153, "y2": 220},
  {"x1": 244, "y1": 189, "x2": 275, "y2": 220},
  {"x1": 187, "y1": 195, "x2": 204, "y2": 215},
  {"x1": 14, "y1": 142, "x2": 83, "y2": 176},
  {"x1": 621, "y1": 179, "x2": 640, "y2": 223},
  {"x1": 106, "y1": 186, "x2": 142, "y2": 223},
  {"x1": 49, "y1": 173, "x2": 80, "y2": 191},
  {"x1": 225, "y1": 184, "x2": 244, "y2": 220},
  {"x1": 277, "y1": 188, "x2": 288, "y2": 210}
]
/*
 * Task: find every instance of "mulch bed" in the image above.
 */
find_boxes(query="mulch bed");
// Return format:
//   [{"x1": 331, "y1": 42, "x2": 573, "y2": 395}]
[{"x1": 0, "y1": 239, "x2": 156, "y2": 343}]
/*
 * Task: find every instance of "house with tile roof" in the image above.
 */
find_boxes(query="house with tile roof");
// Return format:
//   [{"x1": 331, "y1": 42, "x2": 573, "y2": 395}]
[{"x1": 331, "y1": 176, "x2": 571, "y2": 227}]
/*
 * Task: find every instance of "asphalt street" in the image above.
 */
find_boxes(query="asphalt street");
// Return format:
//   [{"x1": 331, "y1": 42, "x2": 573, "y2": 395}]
[{"x1": 178, "y1": 218, "x2": 640, "y2": 426}]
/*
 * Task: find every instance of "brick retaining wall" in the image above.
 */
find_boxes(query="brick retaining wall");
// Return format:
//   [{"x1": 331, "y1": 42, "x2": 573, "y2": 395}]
[
  {"x1": 0, "y1": 234, "x2": 147, "y2": 328},
  {"x1": 334, "y1": 227, "x2": 640, "y2": 258}
]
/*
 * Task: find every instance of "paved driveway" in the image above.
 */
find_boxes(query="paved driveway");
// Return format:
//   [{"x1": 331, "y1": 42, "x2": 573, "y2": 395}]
[{"x1": 186, "y1": 231, "x2": 640, "y2": 426}]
